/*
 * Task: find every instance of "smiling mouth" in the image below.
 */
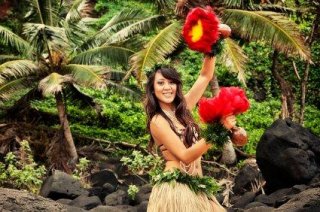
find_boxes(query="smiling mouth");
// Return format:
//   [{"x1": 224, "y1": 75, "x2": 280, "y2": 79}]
[{"x1": 163, "y1": 93, "x2": 173, "y2": 97}]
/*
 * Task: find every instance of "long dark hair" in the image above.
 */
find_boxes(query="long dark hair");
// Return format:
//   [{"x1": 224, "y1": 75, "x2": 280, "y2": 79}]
[{"x1": 144, "y1": 67, "x2": 200, "y2": 152}]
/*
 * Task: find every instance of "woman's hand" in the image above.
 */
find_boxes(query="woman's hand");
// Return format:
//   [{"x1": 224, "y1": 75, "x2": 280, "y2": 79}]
[
  {"x1": 231, "y1": 127, "x2": 248, "y2": 146},
  {"x1": 218, "y1": 24, "x2": 231, "y2": 38},
  {"x1": 220, "y1": 115, "x2": 236, "y2": 130}
]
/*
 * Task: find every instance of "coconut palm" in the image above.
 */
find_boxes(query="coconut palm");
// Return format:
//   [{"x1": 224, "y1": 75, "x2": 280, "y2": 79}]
[
  {"x1": 130, "y1": 0, "x2": 311, "y2": 86},
  {"x1": 0, "y1": 0, "x2": 164, "y2": 166}
]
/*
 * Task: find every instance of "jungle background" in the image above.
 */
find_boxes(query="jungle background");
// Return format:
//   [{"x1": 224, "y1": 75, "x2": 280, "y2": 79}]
[{"x1": 0, "y1": 0, "x2": 319, "y2": 195}]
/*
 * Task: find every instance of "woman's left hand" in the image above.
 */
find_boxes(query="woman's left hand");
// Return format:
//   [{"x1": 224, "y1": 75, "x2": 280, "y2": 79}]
[
  {"x1": 218, "y1": 24, "x2": 231, "y2": 38},
  {"x1": 231, "y1": 127, "x2": 248, "y2": 146}
]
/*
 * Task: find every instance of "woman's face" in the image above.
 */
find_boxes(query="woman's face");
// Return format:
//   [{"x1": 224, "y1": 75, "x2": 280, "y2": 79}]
[{"x1": 153, "y1": 72, "x2": 177, "y2": 107}]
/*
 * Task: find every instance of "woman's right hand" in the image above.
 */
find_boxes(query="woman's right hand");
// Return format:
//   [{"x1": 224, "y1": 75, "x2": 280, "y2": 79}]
[{"x1": 220, "y1": 115, "x2": 236, "y2": 130}]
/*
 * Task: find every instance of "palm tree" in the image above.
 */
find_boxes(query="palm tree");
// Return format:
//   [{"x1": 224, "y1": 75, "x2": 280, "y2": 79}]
[
  {"x1": 0, "y1": 0, "x2": 163, "y2": 166},
  {"x1": 129, "y1": 0, "x2": 311, "y2": 85}
]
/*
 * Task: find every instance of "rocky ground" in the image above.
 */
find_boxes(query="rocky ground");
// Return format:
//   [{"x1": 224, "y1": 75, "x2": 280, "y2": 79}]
[{"x1": 0, "y1": 118, "x2": 320, "y2": 211}]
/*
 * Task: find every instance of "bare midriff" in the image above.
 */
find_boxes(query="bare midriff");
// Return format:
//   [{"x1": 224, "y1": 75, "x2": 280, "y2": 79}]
[
  {"x1": 164, "y1": 160, "x2": 181, "y2": 171},
  {"x1": 164, "y1": 159, "x2": 202, "y2": 176}
]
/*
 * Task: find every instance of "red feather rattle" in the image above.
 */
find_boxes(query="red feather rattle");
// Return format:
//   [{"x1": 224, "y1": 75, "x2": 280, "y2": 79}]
[
  {"x1": 199, "y1": 87, "x2": 250, "y2": 146},
  {"x1": 182, "y1": 6, "x2": 231, "y2": 54}
]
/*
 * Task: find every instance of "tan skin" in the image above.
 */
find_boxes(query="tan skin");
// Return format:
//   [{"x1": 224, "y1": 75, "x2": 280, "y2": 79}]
[
  {"x1": 148, "y1": 24, "x2": 231, "y2": 212},
  {"x1": 150, "y1": 56, "x2": 236, "y2": 176}
]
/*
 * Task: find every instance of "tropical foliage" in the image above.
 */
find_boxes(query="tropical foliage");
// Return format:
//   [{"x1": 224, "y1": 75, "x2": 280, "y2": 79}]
[
  {"x1": 0, "y1": 140, "x2": 46, "y2": 194},
  {"x1": 127, "y1": 0, "x2": 311, "y2": 85},
  {"x1": 0, "y1": 0, "x2": 162, "y2": 166},
  {"x1": 0, "y1": 0, "x2": 318, "y2": 170}
]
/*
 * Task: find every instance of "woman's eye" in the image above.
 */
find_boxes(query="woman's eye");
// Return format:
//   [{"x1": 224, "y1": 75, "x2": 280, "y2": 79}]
[
  {"x1": 169, "y1": 81, "x2": 175, "y2": 85},
  {"x1": 157, "y1": 81, "x2": 164, "y2": 85}
]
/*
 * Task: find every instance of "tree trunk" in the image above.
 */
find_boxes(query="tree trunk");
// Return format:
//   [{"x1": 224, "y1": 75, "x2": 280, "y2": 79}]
[
  {"x1": 299, "y1": 14, "x2": 319, "y2": 124},
  {"x1": 55, "y1": 92, "x2": 78, "y2": 164},
  {"x1": 220, "y1": 140, "x2": 237, "y2": 165},
  {"x1": 271, "y1": 50, "x2": 295, "y2": 119},
  {"x1": 210, "y1": 75, "x2": 220, "y2": 96},
  {"x1": 299, "y1": 63, "x2": 310, "y2": 124}
]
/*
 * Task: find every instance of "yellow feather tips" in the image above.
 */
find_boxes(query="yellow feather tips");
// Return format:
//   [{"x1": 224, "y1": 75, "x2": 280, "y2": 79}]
[{"x1": 189, "y1": 19, "x2": 203, "y2": 42}]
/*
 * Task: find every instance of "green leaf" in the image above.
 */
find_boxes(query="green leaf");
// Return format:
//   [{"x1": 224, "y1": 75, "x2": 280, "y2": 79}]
[
  {"x1": 38, "y1": 72, "x2": 73, "y2": 96},
  {"x1": 223, "y1": 9, "x2": 311, "y2": 61},
  {"x1": 222, "y1": 38, "x2": 248, "y2": 85},
  {"x1": 62, "y1": 64, "x2": 108, "y2": 89},
  {"x1": 0, "y1": 78, "x2": 30, "y2": 102},
  {"x1": 106, "y1": 15, "x2": 165, "y2": 45},
  {"x1": 65, "y1": 0, "x2": 83, "y2": 22},
  {"x1": 130, "y1": 21, "x2": 182, "y2": 83},
  {"x1": 80, "y1": 9, "x2": 164, "y2": 49},
  {"x1": 23, "y1": 23, "x2": 69, "y2": 56},
  {"x1": 0, "y1": 60, "x2": 38, "y2": 83},
  {"x1": 70, "y1": 45, "x2": 134, "y2": 66},
  {"x1": 0, "y1": 55, "x2": 23, "y2": 63},
  {"x1": 0, "y1": 26, "x2": 32, "y2": 54}
]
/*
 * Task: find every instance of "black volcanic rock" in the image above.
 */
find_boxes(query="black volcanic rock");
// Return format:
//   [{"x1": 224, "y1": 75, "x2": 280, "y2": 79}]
[{"x1": 256, "y1": 119, "x2": 320, "y2": 192}]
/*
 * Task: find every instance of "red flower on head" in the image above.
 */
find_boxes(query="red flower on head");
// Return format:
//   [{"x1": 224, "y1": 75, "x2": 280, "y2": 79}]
[
  {"x1": 182, "y1": 6, "x2": 220, "y2": 54},
  {"x1": 198, "y1": 87, "x2": 250, "y2": 123}
]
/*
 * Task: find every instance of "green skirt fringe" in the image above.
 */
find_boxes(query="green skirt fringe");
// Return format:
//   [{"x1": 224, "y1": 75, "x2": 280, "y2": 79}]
[{"x1": 147, "y1": 181, "x2": 226, "y2": 212}]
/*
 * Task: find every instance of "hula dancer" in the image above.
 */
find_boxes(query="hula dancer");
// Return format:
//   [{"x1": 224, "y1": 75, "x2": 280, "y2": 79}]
[{"x1": 144, "y1": 7, "x2": 233, "y2": 211}]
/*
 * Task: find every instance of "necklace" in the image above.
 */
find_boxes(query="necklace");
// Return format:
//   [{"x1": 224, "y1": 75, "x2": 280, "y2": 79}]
[
  {"x1": 162, "y1": 108, "x2": 197, "y2": 175},
  {"x1": 162, "y1": 108, "x2": 179, "y2": 124}
]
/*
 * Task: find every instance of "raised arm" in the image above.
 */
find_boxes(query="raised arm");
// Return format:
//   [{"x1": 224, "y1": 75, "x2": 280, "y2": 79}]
[
  {"x1": 184, "y1": 56, "x2": 216, "y2": 110},
  {"x1": 150, "y1": 115, "x2": 211, "y2": 165}
]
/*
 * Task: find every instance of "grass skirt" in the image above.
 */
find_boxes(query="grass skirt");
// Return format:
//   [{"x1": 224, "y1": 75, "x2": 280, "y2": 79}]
[{"x1": 147, "y1": 181, "x2": 225, "y2": 212}]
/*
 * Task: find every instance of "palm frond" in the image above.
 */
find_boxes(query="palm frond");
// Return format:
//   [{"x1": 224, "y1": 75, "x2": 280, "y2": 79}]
[
  {"x1": 101, "y1": 9, "x2": 147, "y2": 31},
  {"x1": 23, "y1": 23, "x2": 69, "y2": 56},
  {"x1": 64, "y1": 83, "x2": 97, "y2": 108},
  {"x1": 65, "y1": 0, "x2": 84, "y2": 22},
  {"x1": 141, "y1": 0, "x2": 175, "y2": 12},
  {"x1": 0, "y1": 60, "x2": 38, "y2": 84},
  {"x1": 130, "y1": 21, "x2": 182, "y2": 83},
  {"x1": 38, "y1": 72, "x2": 73, "y2": 96},
  {"x1": 80, "y1": 9, "x2": 163, "y2": 50},
  {"x1": 62, "y1": 20, "x2": 92, "y2": 49},
  {"x1": 30, "y1": 0, "x2": 45, "y2": 23},
  {"x1": 0, "y1": 78, "x2": 30, "y2": 102},
  {"x1": 6, "y1": 87, "x2": 43, "y2": 115},
  {"x1": 70, "y1": 46, "x2": 134, "y2": 66},
  {"x1": 223, "y1": 9, "x2": 311, "y2": 61},
  {"x1": 221, "y1": 38, "x2": 248, "y2": 85},
  {"x1": 106, "y1": 15, "x2": 165, "y2": 45},
  {"x1": 105, "y1": 80, "x2": 142, "y2": 100},
  {"x1": 104, "y1": 70, "x2": 127, "y2": 82},
  {"x1": 62, "y1": 64, "x2": 109, "y2": 89},
  {"x1": 222, "y1": 0, "x2": 254, "y2": 9},
  {"x1": 254, "y1": 4, "x2": 296, "y2": 15},
  {"x1": 175, "y1": 0, "x2": 210, "y2": 17},
  {"x1": 0, "y1": 26, "x2": 32, "y2": 54},
  {"x1": 30, "y1": 0, "x2": 60, "y2": 25},
  {"x1": 0, "y1": 55, "x2": 23, "y2": 63}
]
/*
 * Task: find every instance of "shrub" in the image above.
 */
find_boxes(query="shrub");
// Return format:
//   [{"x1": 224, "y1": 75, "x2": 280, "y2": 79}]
[
  {"x1": 127, "y1": 184, "x2": 140, "y2": 200},
  {"x1": 73, "y1": 157, "x2": 91, "y2": 188},
  {"x1": 121, "y1": 150, "x2": 163, "y2": 176},
  {"x1": 0, "y1": 140, "x2": 46, "y2": 194}
]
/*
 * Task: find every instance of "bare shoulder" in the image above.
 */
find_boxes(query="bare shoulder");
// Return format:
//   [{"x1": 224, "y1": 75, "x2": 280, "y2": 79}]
[
  {"x1": 150, "y1": 114, "x2": 168, "y2": 127},
  {"x1": 150, "y1": 115, "x2": 172, "y2": 137}
]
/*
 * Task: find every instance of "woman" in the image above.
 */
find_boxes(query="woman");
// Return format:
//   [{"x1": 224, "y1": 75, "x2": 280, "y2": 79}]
[{"x1": 144, "y1": 52, "x2": 235, "y2": 211}]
